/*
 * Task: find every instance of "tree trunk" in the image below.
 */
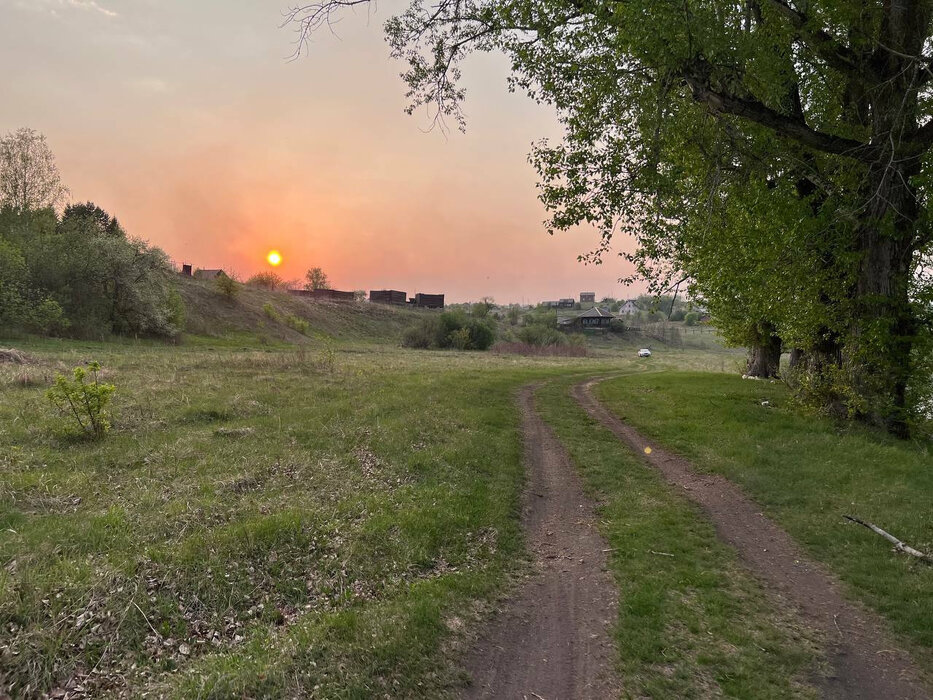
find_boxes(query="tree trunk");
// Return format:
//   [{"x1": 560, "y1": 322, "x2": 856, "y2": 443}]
[
  {"x1": 746, "y1": 325, "x2": 782, "y2": 378},
  {"x1": 788, "y1": 348, "x2": 804, "y2": 369},
  {"x1": 846, "y1": 155, "x2": 919, "y2": 437}
]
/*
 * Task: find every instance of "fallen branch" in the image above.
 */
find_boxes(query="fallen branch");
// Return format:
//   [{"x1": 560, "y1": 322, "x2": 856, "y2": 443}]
[{"x1": 844, "y1": 515, "x2": 933, "y2": 564}]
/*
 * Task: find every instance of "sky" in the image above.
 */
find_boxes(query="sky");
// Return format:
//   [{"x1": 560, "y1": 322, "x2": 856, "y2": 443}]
[{"x1": 0, "y1": 0, "x2": 643, "y2": 303}]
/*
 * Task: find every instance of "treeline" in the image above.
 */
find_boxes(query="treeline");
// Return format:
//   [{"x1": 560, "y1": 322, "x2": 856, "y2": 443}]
[{"x1": 0, "y1": 129, "x2": 182, "y2": 338}]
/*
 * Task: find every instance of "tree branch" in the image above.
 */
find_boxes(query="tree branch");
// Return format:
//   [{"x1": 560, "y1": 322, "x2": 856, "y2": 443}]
[
  {"x1": 684, "y1": 75, "x2": 876, "y2": 160},
  {"x1": 763, "y1": 0, "x2": 876, "y2": 81}
]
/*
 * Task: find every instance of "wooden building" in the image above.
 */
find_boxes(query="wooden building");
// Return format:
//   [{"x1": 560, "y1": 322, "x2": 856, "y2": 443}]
[
  {"x1": 560, "y1": 306, "x2": 615, "y2": 329},
  {"x1": 370, "y1": 289, "x2": 408, "y2": 305},
  {"x1": 580, "y1": 292, "x2": 596, "y2": 303},
  {"x1": 412, "y1": 293, "x2": 445, "y2": 309}
]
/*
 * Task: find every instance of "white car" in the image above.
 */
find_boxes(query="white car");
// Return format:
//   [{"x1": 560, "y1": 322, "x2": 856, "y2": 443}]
[{"x1": 637, "y1": 348, "x2": 652, "y2": 357}]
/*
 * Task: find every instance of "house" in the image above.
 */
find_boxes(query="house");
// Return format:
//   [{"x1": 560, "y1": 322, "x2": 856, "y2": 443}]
[
  {"x1": 194, "y1": 268, "x2": 226, "y2": 281},
  {"x1": 618, "y1": 299, "x2": 639, "y2": 316},
  {"x1": 370, "y1": 290, "x2": 407, "y2": 305},
  {"x1": 180, "y1": 264, "x2": 193, "y2": 277},
  {"x1": 580, "y1": 292, "x2": 596, "y2": 303},
  {"x1": 560, "y1": 306, "x2": 615, "y2": 329},
  {"x1": 558, "y1": 298, "x2": 576, "y2": 309},
  {"x1": 412, "y1": 293, "x2": 445, "y2": 309}
]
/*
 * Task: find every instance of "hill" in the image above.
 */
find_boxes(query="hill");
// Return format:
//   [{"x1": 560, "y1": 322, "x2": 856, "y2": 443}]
[{"x1": 176, "y1": 276, "x2": 426, "y2": 345}]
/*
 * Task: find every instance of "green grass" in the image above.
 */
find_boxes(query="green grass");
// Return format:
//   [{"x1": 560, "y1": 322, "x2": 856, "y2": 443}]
[
  {"x1": 0, "y1": 338, "x2": 655, "y2": 698},
  {"x1": 535, "y1": 378, "x2": 823, "y2": 698},
  {"x1": 595, "y1": 372, "x2": 933, "y2": 669}
]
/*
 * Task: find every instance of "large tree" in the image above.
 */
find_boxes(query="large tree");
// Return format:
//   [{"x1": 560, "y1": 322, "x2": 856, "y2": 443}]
[
  {"x1": 289, "y1": 0, "x2": 933, "y2": 436},
  {"x1": 0, "y1": 128, "x2": 68, "y2": 212}
]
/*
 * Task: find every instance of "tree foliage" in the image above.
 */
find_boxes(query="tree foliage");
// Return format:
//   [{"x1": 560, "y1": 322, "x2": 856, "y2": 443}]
[
  {"x1": 0, "y1": 203, "x2": 182, "y2": 338},
  {"x1": 304, "y1": 267, "x2": 329, "y2": 290},
  {"x1": 289, "y1": 0, "x2": 933, "y2": 435},
  {"x1": 0, "y1": 128, "x2": 68, "y2": 212}
]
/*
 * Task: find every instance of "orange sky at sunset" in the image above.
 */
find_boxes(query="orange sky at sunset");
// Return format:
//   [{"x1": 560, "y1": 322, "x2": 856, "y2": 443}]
[{"x1": 0, "y1": 0, "x2": 644, "y2": 303}]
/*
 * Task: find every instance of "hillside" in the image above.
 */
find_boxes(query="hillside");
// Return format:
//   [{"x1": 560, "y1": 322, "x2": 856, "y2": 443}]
[{"x1": 176, "y1": 276, "x2": 426, "y2": 345}]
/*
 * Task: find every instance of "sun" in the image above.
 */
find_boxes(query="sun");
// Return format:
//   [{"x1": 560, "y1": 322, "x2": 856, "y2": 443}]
[{"x1": 266, "y1": 250, "x2": 282, "y2": 267}]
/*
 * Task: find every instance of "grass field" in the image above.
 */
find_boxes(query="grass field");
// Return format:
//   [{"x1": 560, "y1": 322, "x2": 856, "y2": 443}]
[
  {"x1": 0, "y1": 337, "x2": 647, "y2": 698},
  {"x1": 3, "y1": 324, "x2": 929, "y2": 698}
]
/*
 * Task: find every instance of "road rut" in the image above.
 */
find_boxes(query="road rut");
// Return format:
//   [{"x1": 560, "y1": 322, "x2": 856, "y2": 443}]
[
  {"x1": 574, "y1": 377, "x2": 930, "y2": 700},
  {"x1": 461, "y1": 384, "x2": 621, "y2": 699}
]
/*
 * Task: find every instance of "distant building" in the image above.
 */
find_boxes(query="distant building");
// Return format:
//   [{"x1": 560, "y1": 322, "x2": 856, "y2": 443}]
[
  {"x1": 194, "y1": 269, "x2": 226, "y2": 281},
  {"x1": 618, "y1": 300, "x2": 639, "y2": 316},
  {"x1": 558, "y1": 298, "x2": 576, "y2": 309},
  {"x1": 580, "y1": 292, "x2": 596, "y2": 303},
  {"x1": 412, "y1": 293, "x2": 445, "y2": 309},
  {"x1": 370, "y1": 290, "x2": 408, "y2": 305},
  {"x1": 560, "y1": 307, "x2": 615, "y2": 329},
  {"x1": 181, "y1": 264, "x2": 193, "y2": 277}
]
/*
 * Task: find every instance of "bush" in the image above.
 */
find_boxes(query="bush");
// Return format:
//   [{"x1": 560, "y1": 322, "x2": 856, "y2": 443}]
[
  {"x1": 401, "y1": 311, "x2": 495, "y2": 350},
  {"x1": 402, "y1": 317, "x2": 440, "y2": 349},
  {"x1": 46, "y1": 362, "x2": 115, "y2": 439},
  {"x1": 247, "y1": 271, "x2": 283, "y2": 289},
  {"x1": 215, "y1": 273, "x2": 238, "y2": 300},
  {"x1": 684, "y1": 312, "x2": 700, "y2": 326},
  {"x1": 518, "y1": 323, "x2": 567, "y2": 347}
]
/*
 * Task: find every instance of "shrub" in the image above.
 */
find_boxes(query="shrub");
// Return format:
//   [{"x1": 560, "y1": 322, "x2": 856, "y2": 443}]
[
  {"x1": 684, "y1": 312, "x2": 700, "y2": 326},
  {"x1": 46, "y1": 362, "x2": 115, "y2": 439},
  {"x1": 247, "y1": 271, "x2": 283, "y2": 289},
  {"x1": 263, "y1": 302, "x2": 282, "y2": 322},
  {"x1": 448, "y1": 327, "x2": 472, "y2": 350},
  {"x1": 215, "y1": 273, "x2": 238, "y2": 300},
  {"x1": 518, "y1": 323, "x2": 567, "y2": 347},
  {"x1": 401, "y1": 312, "x2": 495, "y2": 350},
  {"x1": 286, "y1": 314, "x2": 310, "y2": 335},
  {"x1": 402, "y1": 317, "x2": 440, "y2": 349}
]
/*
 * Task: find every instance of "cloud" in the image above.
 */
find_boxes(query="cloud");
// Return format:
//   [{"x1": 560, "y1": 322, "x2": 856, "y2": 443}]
[
  {"x1": 66, "y1": 0, "x2": 117, "y2": 17},
  {"x1": 9, "y1": 0, "x2": 117, "y2": 18}
]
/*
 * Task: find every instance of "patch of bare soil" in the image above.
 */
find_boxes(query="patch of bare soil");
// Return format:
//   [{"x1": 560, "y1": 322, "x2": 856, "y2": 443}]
[
  {"x1": 574, "y1": 377, "x2": 931, "y2": 700},
  {"x1": 461, "y1": 385, "x2": 621, "y2": 699}
]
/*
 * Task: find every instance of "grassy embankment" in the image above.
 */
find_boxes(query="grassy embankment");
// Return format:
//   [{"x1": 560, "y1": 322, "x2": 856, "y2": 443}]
[{"x1": 594, "y1": 372, "x2": 933, "y2": 674}]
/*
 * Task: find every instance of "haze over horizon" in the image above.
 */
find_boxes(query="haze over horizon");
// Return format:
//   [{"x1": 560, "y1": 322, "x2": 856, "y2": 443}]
[{"x1": 0, "y1": 0, "x2": 645, "y2": 304}]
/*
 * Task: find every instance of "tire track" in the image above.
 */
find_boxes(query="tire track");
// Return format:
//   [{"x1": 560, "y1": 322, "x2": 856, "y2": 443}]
[
  {"x1": 573, "y1": 376, "x2": 930, "y2": 700},
  {"x1": 461, "y1": 384, "x2": 621, "y2": 699}
]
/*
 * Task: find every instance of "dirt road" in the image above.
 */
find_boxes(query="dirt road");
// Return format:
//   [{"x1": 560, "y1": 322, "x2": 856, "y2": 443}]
[
  {"x1": 573, "y1": 377, "x2": 930, "y2": 700},
  {"x1": 461, "y1": 385, "x2": 621, "y2": 699}
]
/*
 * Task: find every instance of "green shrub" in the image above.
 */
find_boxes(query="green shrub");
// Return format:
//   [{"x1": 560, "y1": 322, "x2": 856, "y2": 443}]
[
  {"x1": 263, "y1": 302, "x2": 282, "y2": 322},
  {"x1": 402, "y1": 317, "x2": 440, "y2": 349},
  {"x1": 684, "y1": 312, "x2": 700, "y2": 326},
  {"x1": 216, "y1": 274, "x2": 238, "y2": 300},
  {"x1": 402, "y1": 312, "x2": 495, "y2": 350},
  {"x1": 286, "y1": 314, "x2": 310, "y2": 335},
  {"x1": 518, "y1": 323, "x2": 567, "y2": 347},
  {"x1": 448, "y1": 327, "x2": 472, "y2": 350},
  {"x1": 46, "y1": 362, "x2": 116, "y2": 439}
]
